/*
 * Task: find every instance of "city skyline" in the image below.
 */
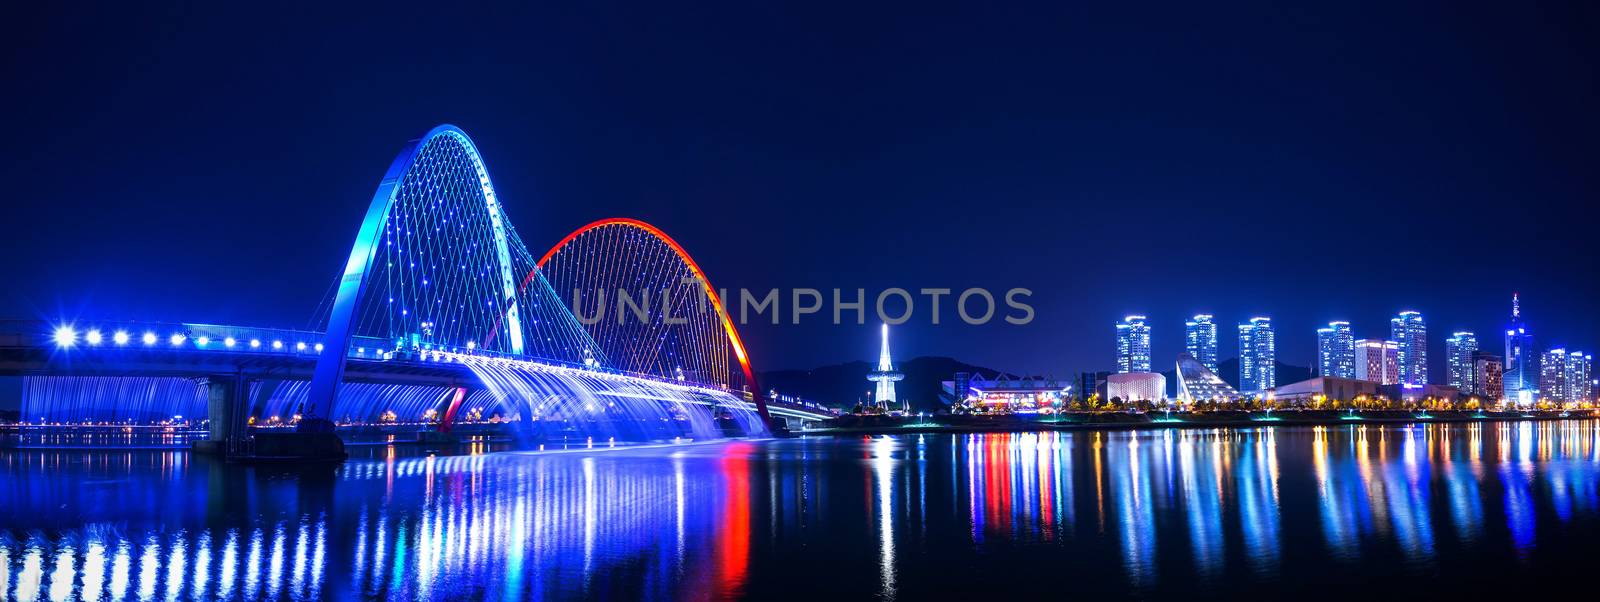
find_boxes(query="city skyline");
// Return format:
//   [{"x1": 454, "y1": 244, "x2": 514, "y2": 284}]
[{"x1": 1109, "y1": 294, "x2": 1594, "y2": 400}]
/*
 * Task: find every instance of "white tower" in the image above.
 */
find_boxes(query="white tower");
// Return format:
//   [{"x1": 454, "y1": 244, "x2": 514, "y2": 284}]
[{"x1": 866, "y1": 323, "x2": 904, "y2": 409}]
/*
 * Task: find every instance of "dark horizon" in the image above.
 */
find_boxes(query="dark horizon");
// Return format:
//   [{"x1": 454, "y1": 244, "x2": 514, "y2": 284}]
[{"x1": 4, "y1": 2, "x2": 1598, "y2": 379}]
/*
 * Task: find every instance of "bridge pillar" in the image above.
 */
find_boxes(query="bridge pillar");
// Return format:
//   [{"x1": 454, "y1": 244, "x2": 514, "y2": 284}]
[{"x1": 194, "y1": 375, "x2": 246, "y2": 455}]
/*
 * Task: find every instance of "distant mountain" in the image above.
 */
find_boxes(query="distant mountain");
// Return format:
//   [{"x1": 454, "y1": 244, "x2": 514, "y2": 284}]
[{"x1": 761, "y1": 356, "x2": 996, "y2": 412}]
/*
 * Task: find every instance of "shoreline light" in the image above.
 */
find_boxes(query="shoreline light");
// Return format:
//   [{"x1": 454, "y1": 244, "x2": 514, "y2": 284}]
[
  {"x1": 142, "y1": 332, "x2": 158, "y2": 346},
  {"x1": 113, "y1": 330, "x2": 130, "y2": 346}
]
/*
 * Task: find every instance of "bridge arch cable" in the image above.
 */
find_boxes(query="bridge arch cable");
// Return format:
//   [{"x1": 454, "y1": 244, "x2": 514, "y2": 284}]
[
  {"x1": 323, "y1": 128, "x2": 599, "y2": 363},
  {"x1": 532, "y1": 219, "x2": 752, "y2": 397}
]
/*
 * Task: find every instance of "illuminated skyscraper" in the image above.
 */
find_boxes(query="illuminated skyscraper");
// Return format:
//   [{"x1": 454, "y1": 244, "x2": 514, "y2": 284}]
[
  {"x1": 1566, "y1": 351, "x2": 1592, "y2": 403},
  {"x1": 1238, "y1": 317, "x2": 1275, "y2": 394},
  {"x1": 1116, "y1": 315, "x2": 1151, "y2": 373},
  {"x1": 1504, "y1": 293, "x2": 1537, "y2": 405},
  {"x1": 1390, "y1": 311, "x2": 1428, "y2": 386},
  {"x1": 1354, "y1": 339, "x2": 1400, "y2": 385},
  {"x1": 1541, "y1": 348, "x2": 1568, "y2": 403},
  {"x1": 1446, "y1": 331, "x2": 1478, "y2": 394},
  {"x1": 1316, "y1": 321, "x2": 1355, "y2": 378},
  {"x1": 1185, "y1": 314, "x2": 1219, "y2": 373}
]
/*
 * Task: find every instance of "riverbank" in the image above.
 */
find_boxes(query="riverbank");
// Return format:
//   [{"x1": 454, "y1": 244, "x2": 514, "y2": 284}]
[{"x1": 805, "y1": 409, "x2": 1599, "y2": 436}]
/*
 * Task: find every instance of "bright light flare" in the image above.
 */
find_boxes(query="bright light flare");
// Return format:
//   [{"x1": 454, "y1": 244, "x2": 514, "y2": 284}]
[
  {"x1": 113, "y1": 330, "x2": 130, "y2": 345},
  {"x1": 169, "y1": 333, "x2": 186, "y2": 346},
  {"x1": 52, "y1": 325, "x2": 77, "y2": 348},
  {"x1": 141, "y1": 332, "x2": 158, "y2": 346},
  {"x1": 85, "y1": 329, "x2": 104, "y2": 346}
]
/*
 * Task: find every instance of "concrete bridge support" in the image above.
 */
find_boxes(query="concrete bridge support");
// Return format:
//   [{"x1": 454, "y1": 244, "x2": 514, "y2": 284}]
[{"x1": 194, "y1": 375, "x2": 246, "y2": 455}]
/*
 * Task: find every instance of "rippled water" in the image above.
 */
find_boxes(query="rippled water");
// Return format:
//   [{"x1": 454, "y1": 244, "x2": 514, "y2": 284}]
[{"x1": 4, "y1": 420, "x2": 1600, "y2": 600}]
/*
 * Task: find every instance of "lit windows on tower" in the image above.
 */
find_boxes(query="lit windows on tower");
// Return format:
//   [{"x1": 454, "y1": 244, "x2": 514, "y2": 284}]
[
  {"x1": 1355, "y1": 339, "x2": 1400, "y2": 385},
  {"x1": 1446, "y1": 331, "x2": 1478, "y2": 394},
  {"x1": 1541, "y1": 348, "x2": 1568, "y2": 402},
  {"x1": 1185, "y1": 314, "x2": 1218, "y2": 373},
  {"x1": 1116, "y1": 315, "x2": 1151, "y2": 373},
  {"x1": 1238, "y1": 317, "x2": 1275, "y2": 394},
  {"x1": 1316, "y1": 321, "x2": 1355, "y2": 378},
  {"x1": 1390, "y1": 311, "x2": 1428, "y2": 386}
]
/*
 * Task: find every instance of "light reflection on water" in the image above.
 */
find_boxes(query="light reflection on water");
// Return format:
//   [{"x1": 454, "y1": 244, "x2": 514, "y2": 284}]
[{"x1": 4, "y1": 421, "x2": 1600, "y2": 599}]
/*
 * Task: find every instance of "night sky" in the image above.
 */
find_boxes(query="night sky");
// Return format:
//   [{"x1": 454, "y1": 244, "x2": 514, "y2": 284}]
[{"x1": 4, "y1": 1, "x2": 1598, "y2": 379}]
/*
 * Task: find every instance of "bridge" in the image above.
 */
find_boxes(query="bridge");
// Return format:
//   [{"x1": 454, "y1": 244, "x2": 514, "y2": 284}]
[{"x1": 1, "y1": 125, "x2": 831, "y2": 456}]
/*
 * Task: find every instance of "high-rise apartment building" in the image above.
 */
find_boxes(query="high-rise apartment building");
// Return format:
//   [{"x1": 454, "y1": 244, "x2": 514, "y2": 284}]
[
  {"x1": 1116, "y1": 315, "x2": 1151, "y2": 373},
  {"x1": 1391, "y1": 311, "x2": 1428, "y2": 386},
  {"x1": 1185, "y1": 314, "x2": 1219, "y2": 373},
  {"x1": 1473, "y1": 352, "x2": 1503, "y2": 401},
  {"x1": 1317, "y1": 321, "x2": 1355, "y2": 378},
  {"x1": 1446, "y1": 331, "x2": 1478, "y2": 394},
  {"x1": 1238, "y1": 317, "x2": 1275, "y2": 394}
]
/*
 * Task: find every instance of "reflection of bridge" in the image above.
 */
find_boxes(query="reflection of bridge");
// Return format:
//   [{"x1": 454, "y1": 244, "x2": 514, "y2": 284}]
[{"x1": 1, "y1": 125, "x2": 830, "y2": 450}]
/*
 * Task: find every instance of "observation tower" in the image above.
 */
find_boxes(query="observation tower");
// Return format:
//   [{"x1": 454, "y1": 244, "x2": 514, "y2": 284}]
[{"x1": 866, "y1": 323, "x2": 904, "y2": 409}]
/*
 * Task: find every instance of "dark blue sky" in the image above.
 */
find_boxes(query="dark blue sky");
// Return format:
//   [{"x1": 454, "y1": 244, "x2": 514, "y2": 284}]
[{"x1": 3, "y1": 1, "x2": 1597, "y2": 377}]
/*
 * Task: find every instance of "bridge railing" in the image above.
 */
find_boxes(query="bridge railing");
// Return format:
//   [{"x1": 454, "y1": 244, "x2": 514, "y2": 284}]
[{"x1": 5, "y1": 319, "x2": 767, "y2": 402}]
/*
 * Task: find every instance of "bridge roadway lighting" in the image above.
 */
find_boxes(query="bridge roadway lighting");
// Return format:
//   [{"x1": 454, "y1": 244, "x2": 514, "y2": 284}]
[
  {"x1": 272, "y1": 340, "x2": 283, "y2": 350},
  {"x1": 249, "y1": 339, "x2": 261, "y2": 349},
  {"x1": 52, "y1": 325, "x2": 77, "y2": 348},
  {"x1": 296, "y1": 342, "x2": 307, "y2": 351},
  {"x1": 113, "y1": 330, "x2": 130, "y2": 345},
  {"x1": 196, "y1": 336, "x2": 209, "y2": 347},
  {"x1": 169, "y1": 333, "x2": 186, "y2": 346},
  {"x1": 224, "y1": 337, "x2": 236, "y2": 348},
  {"x1": 141, "y1": 332, "x2": 157, "y2": 346},
  {"x1": 85, "y1": 329, "x2": 103, "y2": 346},
  {"x1": 315, "y1": 343, "x2": 324, "y2": 352}
]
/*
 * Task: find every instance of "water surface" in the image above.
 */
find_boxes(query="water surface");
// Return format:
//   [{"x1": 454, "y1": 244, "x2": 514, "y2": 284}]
[{"x1": 4, "y1": 420, "x2": 1600, "y2": 600}]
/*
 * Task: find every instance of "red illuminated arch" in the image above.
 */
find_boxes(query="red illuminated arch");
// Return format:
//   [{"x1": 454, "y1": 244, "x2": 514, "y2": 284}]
[{"x1": 529, "y1": 218, "x2": 766, "y2": 421}]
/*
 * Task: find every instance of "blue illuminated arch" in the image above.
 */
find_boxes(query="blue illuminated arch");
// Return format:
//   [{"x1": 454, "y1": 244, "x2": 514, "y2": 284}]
[{"x1": 303, "y1": 125, "x2": 523, "y2": 425}]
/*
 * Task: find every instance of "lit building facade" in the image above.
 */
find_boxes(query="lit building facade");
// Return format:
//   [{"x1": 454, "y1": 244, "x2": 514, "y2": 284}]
[
  {"x1": 1116, "y1": 315, "x2": 1151, "y2": 373},
  {"x1": 1238, "y1": 317, "x2": 1275, "y2": 394},
  {"x1": 1106, "y1": 372, "x2": 1167, "y2": 403},
  {"x1": 1504, "y1": 294, "x2": 1536, "y2": 405},
  {"x1": 1473, "y1": 352, "x2": 1503, "y2": 401},
  {"x1": 1316, "y1": 321, "x2": 1355, "y2": 378},
  {"x1": 1540, "y1": 350, "x2": 1594, "y2": 404},
  {"x1": 1175, "y1": 352, "x2": 1239, "y2": 404},
  {"x1": 1354, "y1": 339, "x2": 1400, "y2": 385},
  {"x1": 1567, "y1": 351, "x2": 1592, "y2": 403},
  {"x1": 1185, "y1": 314, "x2": 1219, "y2": 373},
  {"x1": 1541, "y1": 348, "x2": 1568, "y2": 403},
  {"x1": 1446, "y1": 331, "x2": 1478, "y2": 394},
  {"x1": 1390, "y1": 311, "x2": 1428, "y2": 386},
  {"x1": 945, "y1": 373, "x2": 1069, "y2": 413}
]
